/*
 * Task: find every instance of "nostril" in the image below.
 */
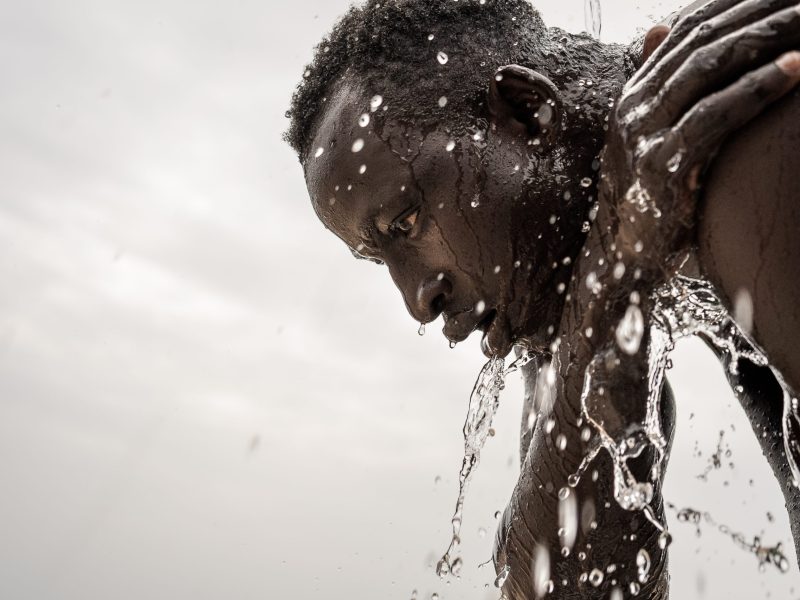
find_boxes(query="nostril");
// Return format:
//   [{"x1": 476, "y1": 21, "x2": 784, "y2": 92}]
[
  {"x1": 431, "y1": 293, "x2": 447, "y2": 315},
  {"x1": 415, "y1": 276, "x2": 453, "y2": 322}
]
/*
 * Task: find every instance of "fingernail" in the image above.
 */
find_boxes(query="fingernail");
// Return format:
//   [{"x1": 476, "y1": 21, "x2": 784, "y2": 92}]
[{"x1": 777, "y1": 51, "x2": 800, "y2": 76}]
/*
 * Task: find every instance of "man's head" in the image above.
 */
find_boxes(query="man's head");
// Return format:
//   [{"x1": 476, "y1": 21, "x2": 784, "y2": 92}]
[{"x1": 287, "y1": 0, "x2": 635, "y2": 357}]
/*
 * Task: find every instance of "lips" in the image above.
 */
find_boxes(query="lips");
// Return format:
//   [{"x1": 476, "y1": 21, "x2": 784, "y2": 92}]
[
  {"x1": 442, "y1": 307, "x2": 513, "y2": 358},
  {"x1": 480, "y1": 311, "x2": 513, "y2": 359}
]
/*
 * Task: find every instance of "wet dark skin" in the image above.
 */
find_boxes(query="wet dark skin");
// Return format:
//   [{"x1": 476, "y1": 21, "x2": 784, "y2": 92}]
[{"x1": 303, "y1": 1, "x2": 800, "y2": 598}]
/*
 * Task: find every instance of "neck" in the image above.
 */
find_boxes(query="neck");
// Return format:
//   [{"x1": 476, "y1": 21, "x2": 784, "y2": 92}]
[{"x1": 515, "y1": 31, "x2": 641, "y2": 351}]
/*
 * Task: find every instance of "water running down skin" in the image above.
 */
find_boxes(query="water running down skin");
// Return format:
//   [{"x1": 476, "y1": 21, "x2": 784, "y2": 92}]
[{"x1": 290, "y1": 0, "x2": 800, "y2": 597}]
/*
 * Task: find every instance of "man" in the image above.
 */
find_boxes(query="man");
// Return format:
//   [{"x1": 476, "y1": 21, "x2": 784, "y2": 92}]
[{"x1": 286, "y1": 0, "x2": 800, "y2": 597}]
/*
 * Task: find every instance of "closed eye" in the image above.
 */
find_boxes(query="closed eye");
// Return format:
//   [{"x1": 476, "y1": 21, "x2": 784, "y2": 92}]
[{"x1": 390, "y1": 206, "x2": 420, "y2": 234}]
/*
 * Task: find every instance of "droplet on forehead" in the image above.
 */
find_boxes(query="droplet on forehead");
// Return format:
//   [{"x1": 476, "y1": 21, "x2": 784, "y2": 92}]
[
  {"x1": 370, "y1": 94, "x2": 383, "y2": 111},
  {"x1": 351, "y1": 138, "x2": 365, "y2": 153},
  {"x1": 358, "y1": 113, "x2": 370, "y2": 127},
  {"x1": 314, "y1": 147, "x2": 324, "y2": 158},
  {"x1": 436, "y1": 51, "x2": 448, "y2": 65},
  {"x1": 358, "y1": 164, "x2": 367, "y2": 175}
]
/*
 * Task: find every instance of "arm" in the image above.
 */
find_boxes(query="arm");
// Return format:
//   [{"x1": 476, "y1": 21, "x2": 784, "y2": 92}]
[{"x1": 495, "y1": 1, "x2": 800, "y2": 597}]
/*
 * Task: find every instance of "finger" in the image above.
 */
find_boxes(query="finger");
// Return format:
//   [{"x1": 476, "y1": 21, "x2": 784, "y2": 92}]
[
  {"x1": 655, "y1": 5, "x2": 800, "y2": 130},
  {"x1": 673, "y1": 51, "x2": 800, "y2": 180},
  {"x1": 642, "y1": 25, "x2": 671, "y2": 63},
  {"x1": 625, "y1": 0, "x2": 797, "y2": 107},
  {"x1": 630, "y1": 0, "x2": 746, "y2": 86}
]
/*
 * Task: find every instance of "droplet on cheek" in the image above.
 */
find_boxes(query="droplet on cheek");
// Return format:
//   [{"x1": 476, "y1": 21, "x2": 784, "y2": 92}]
[{"x1": 351, "y1": 138, "x2": 364, "y2": 153}]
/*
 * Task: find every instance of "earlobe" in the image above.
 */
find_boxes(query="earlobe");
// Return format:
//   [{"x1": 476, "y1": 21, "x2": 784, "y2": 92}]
[{"x1": 488, "y1": 65, "x2": 561, "y2": 141}]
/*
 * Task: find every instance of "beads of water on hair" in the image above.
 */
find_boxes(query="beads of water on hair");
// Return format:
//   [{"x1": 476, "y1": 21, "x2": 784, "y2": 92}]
[
  {"x1": 359, "y1": 164, "x2": 367, "y2": 175},
  {"x1": 580, "y1": 177, "x2": 593, "y2": 188},
  {"x1": 358, "y1": 113, "x2": 370, "y2": 127},
  {"x1": 556, "y1": 433, "x2": 567, "y2": 450},
  {"x1": 436, "y1": 51, "x2": 449, "y2": 65},
  {"x1": 446, "y1": 140, "x2": 455, "y2": 152},
  {"x1": 545, "y1": 418, "x2": 556, "y2": 434},
  {"x1": 438, "y1": 96, "x2": 448, "y2": 108},
  {"x1": 427, "y1": 33, "x2": 434, "y2": 41},
  {"x1": 588, "y1": 568, "x2": 604, "y2": 587},
  {"x1": 351, "y1": 138, "x2": 365, "y2": 153},
  {"x1": 370, "y1": 94, "x2": 383, "y2": 111}
]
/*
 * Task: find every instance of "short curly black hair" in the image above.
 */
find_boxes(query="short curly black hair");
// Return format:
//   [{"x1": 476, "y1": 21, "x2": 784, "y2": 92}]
[{"x1": 285, "y1": 0, "x2": 553, "y2": 159}]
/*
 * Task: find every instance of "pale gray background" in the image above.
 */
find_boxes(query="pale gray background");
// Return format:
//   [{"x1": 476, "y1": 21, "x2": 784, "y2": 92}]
[{"x1": 0, "y1": 1, "x2": 797, "y2": 598}]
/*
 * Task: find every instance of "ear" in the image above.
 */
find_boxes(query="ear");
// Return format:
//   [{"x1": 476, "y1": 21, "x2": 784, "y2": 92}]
[{"x1": 488, "y1": 65, "x2": 562, "y2": 141}]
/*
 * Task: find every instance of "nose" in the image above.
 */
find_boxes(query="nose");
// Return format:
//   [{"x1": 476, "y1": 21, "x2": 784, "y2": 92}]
[{"x1": 411, "y1": 275, "x2": 452, "y2": 323}]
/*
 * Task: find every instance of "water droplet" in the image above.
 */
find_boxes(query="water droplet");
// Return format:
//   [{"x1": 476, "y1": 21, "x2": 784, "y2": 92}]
[
  {"x1": 533, "y1": 545, "x2": 551, "y2": 597},
  {"x1": 493, "y1": 265, "x2": 501, "y2": 274},
  {"x1": 580, "y1": 177, "x2": 593, "y2": 187},
  {"x1": 478, "y1": 527, "x2": 486, "y2": 538},
  {"x1": 636, "y1": 548, "x2": 651, "y2": 583},
  {"x1": 666, "y1": 151, "x2": 683, "y2": 173},
  {"x1": 437, "y1": 51, "x2": 449, "y2": 65},
  {"x1": 630, "y1": 581, "x2": 641, "y2": 595},
  {"x1": 616, "y1": 304, "x2": 644, "y2": 355},
  {"x1": 314, "y1": 147, "x2": 324, "y2": 158},
  {"x1": 446, "y1": 140, "x2": 456, "y2": 152},
  {"x1": 359, "y1": 164, "x2": 367, "y2": 175},
  {"x1": 470, "y1": 199, "x2": 480, "y2": 208},
  {"x1": 418, "y1": 323, "x2": 426, "y2": 336},
  {"x1": 613, "y1": 261, "x2": 626, "y2": 280},
  {"x1": 658, "y1": 531, "x2": 672, "y2": 549},
  {"x1": 733, "y1": 288, "x2": 754, "y2": 334},
  {"x1": 351, "y1": 138, "x2": 365, "y2": 153},
  {"x1": 370, "y1": 94, "x2": 383, "y2": 111},
  {"x1": 588, "y1": 568, "x2": 604, "y2": 587},
  {"x1": 449, "y1": 340, "x2": 457, "y2": 349},
  {"x1": 494, "y1": 564, "x2": 510, "y2": 588},
  {"x1": 556, "y1": 434, "x2": 567, "y2": 450},
  {"x1": 451, "y1": 557, "x2": 463, "y2": 576},
  {"x1": 634, "y1": 240, "x2": 644, "y2": 253},
  {"x1": 438, "y1": 96, "x2": 448, "y2": 108},
  {"x1": 475, "y1": 300, "x2": 486, "y2": 316},
  {"x1": 427, "y1": 33, "x2": 435, "y2": 41},
  {"x1": 358, "y1": 113, "x2": 370, "y2": 127}
]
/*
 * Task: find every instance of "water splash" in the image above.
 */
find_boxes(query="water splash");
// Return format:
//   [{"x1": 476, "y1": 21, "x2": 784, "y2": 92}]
[
  {"x1": 584, "y1": 0, "x2": 602, "y2": 39},
  {"x1": 575, "y1": 275, "x2": 800, "y2": 545},
  {"x1": 436, "y1": 355, "x2": 506, "y2": 578},
  {"x1": 665, "y1": 502, "x2": 790, "y2": 573}
]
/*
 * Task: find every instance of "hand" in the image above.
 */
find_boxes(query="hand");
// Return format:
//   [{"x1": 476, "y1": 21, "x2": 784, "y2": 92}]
[
  {"x1": 495, "y1": 3, "x2": 800, "y2": 598},
  {"x1": 601, "y1": 0, "x2": 800, "y2": 278}
]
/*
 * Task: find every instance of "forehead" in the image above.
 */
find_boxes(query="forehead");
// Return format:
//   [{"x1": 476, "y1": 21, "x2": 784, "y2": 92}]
[{"x1": 303, "y1": 81, "x2": 423, "y2": 237}]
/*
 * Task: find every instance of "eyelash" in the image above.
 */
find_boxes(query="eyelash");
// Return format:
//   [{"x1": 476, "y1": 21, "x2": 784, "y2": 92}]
[{"x1": 390, "y1": 206, "x2": 420, "y2": 235}]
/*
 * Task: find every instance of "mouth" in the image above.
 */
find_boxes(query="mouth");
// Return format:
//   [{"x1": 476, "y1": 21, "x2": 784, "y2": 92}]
[
  {"x1": 479, "y1": 309, "x2": 513, "y2": 359},
  {"x1": 442, "y1": 307, "x2": 513, "y2": 359}
]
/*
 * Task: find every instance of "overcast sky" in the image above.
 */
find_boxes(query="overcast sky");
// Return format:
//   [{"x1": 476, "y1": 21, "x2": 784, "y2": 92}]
[{"x1": 0, "y1": 1, "x2": 797, "y2": 598}]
